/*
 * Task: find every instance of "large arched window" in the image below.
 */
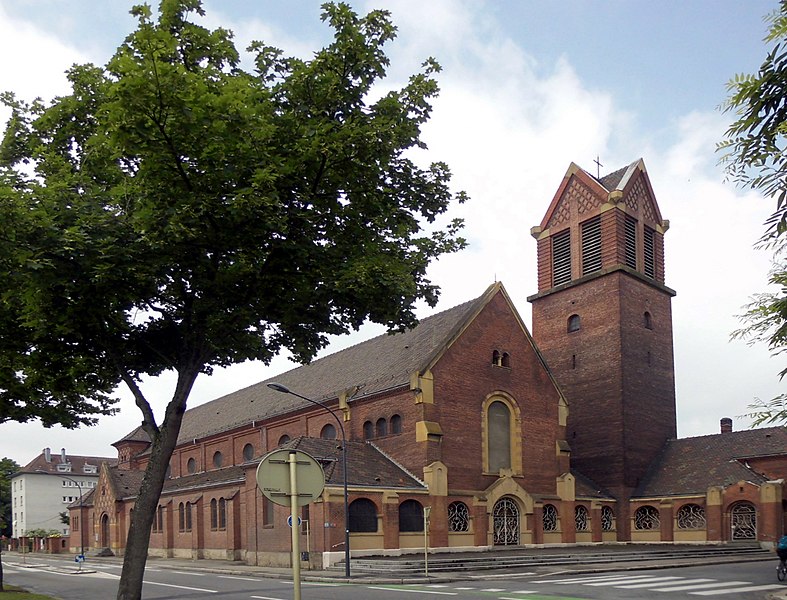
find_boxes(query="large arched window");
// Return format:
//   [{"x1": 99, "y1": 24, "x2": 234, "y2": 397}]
[
  {"x1": 218, "y1": 497, "x2": 226, "y2": 530},
  {"x1": 210, "y1": 499, "x2": 218, "y2": 530},
  {"x1": 348, "y1": 498, "x2": 377, "y2": 532},
  {"x1": 634, "y1": 505, "x2": 660, "y2": 530},
  {"x1": 398, "y1": 500, "x2": 424, "y2": 532},
  {"x1": 448, "y1": 501, "x2": 470, "y2": 532},
  {"x1": 488, "y1": 401, "x2": 511, "y2": 472}
]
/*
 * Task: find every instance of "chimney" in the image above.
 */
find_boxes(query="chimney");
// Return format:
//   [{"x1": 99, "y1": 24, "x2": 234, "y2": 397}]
[
  {"x1": 43, "y1": 448, "x2": 51, "y2": 462},
  {"x1": 720, "y1": 417, "x2": 733, "y2": 434},
  {"x1": 60, "y1": 448, "x2": 67, "y2": 463}
]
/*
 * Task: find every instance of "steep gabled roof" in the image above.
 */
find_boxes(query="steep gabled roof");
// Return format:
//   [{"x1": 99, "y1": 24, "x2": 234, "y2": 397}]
[
  {"x1": 633, "y1": 426, "x2": 787, "y2": 497},
  {"x1": 16, "y1": 450, "x2": 115, "y2": 476},
  {"x1": 168, "y1": 284, "x2": 498, "y2": 444}
]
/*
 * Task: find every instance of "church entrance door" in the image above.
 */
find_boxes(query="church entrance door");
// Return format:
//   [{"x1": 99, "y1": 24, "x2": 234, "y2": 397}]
[
  {"x1": 730, "y1": 502, "x2": 756, "y2": 540},
  {"x1": 100, "y1": 513, "x2": 110, "y2": 547},
  {"x1": 493, "y1": 497, "x2": 519, "y2": 545}
]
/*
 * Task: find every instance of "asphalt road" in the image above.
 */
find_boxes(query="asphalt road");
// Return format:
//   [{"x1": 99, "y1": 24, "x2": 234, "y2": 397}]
[{"x1": 3, "y1": 555, "x2": 785, "y2": 599}]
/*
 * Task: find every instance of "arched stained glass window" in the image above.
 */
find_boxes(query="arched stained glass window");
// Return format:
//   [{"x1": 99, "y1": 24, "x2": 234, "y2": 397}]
[
  {"x1": 349, "y1": 498, "x2": 377, "y2": 532},
  {"x1": 399, "y1": 500, "x2": 423, "y2": 532},
  {"x1": 488, "y1": 401, "x2": 511, "y2": 472}
]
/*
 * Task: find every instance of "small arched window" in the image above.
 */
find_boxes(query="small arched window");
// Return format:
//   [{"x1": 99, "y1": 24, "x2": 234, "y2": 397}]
[
  {"x1": 501, "y1": 352, "x2": 511, "y2": 367},
  {"x1": 568, "y1": 314, "x2": 581, "y2": 332},
  {"x1": 543, "y1": 504, "x2": 558, "y2": 531},
  {"x1": 178, "y1": 502, "x2": 185, "y2": 531},
  {"x1": 448, "y1": 501, "x2": 470, "y2": 532},
  {"x1": 278, "y1": 434, "x2": 290, "y2": 446},
  {"x1": 634, "y1": 505, "x2": 660, "y2": 530},
  {"x1": 601, "y1": 506, "x2": 615, "y2": 531},
  {"x1": 390, "y1": 414, "x2": 402, "y2": 434},
  {"x1": 218, "y1": 497, "x2": 226, "y2": 530},
  {"x1": 212, "y1": 451, "x2": 223, "y2": 468},
  {"x1": 492, "y1": 350, "x2": 501, "y2": 366},
  {"x1": 376, "y1": 418, "x2": 388, "y2": 437},
  {"x1": 210, "y1": 498, "x2": 218, "y2": 530},
  {"x1": 644, "y1": 311, "x2": 653, "y2": 329},
  {"x1": 363, "y1": 421, "x2": 374, "y2": 439},
  {"x1": 185, "y1": 501, "x2": 192, "y2": 531},
  {"x1": 349, "y1": 498, "x2": 378, "y2": 532},
  {"x1": 186, "y1": 457, "x2": 196, "y2": 474},
  {"x1": 399, "y1": 499, "x2": 424, "y2": 532},
  {"x1": 575, "y1": 505, "x2": 589, "y2": 531},
  {"x1": 243, "y1": 443, "x2": 255, "y2": 462},
  {"x1": 676, "y1": 503, "x2": 706, "y2": 529},
  {"x1": 320, "y1": 423, "x2": 337, "y2": 439}
]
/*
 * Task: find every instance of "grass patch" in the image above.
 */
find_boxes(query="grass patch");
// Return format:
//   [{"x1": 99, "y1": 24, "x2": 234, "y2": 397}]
[{"x1": 0, "y1": 585, "x2": 56, "y2": 599}]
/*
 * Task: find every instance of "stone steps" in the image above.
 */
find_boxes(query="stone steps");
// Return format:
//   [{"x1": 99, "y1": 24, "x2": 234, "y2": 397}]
[{"x1": 331, "y1": 544, "x2": 769, "y2": 574}]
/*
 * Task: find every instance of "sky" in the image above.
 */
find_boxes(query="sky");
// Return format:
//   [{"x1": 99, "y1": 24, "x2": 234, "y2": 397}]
[{"x1": 0, "y1": 0, "x2": 783, "y2": 466}]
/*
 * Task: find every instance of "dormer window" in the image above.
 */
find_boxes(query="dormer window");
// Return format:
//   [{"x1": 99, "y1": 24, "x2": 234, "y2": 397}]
[
  {"x1": 56, "y1": 464, "x2": 72, "y2": 473},
  {"x1": 82, "y1": 465, "x2": 97, "y2": 474}
]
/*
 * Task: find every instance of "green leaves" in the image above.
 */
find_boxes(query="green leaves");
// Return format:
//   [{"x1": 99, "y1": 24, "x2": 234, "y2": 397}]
[{"x1": 0, "y1": 0, "x2": 466, "y2": 423}]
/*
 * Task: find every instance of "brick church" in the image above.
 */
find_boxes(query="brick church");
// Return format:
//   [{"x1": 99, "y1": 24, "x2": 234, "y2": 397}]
[{"x1": 69, "y1": 159, "x2": 787, "y2": 567}]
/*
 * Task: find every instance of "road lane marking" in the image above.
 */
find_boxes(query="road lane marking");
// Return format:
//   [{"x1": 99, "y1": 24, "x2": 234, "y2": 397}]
[
  {"x1": 586, "y1": 575, "x2": 679, "y2": 586},
  {"x1": 143, "y1": 580, "x2": 217, "y2": 593},
  {"x1": 690, "y1": 584, "x2": 784, "y2": 595},
  {"x1": 369, "y1": 586, "x2": 458, "y2": 595},
  {"x1": 250, "y1": 596, "x2": 286, "y2": 600},
  {"x1": 218, "y1": 575, "x2": 261, "y2": 581},
  {"x1": 614, "y1": 576, "x2": 685, "y2": 588},
  {"x1": 649, "y1": 579, "x2": 716, "y2": 591}
]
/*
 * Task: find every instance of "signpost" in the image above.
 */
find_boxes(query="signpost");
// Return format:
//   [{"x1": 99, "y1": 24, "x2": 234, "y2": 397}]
[{"x1": 256, "y1": 449, "x2": 324, "y2": 600}]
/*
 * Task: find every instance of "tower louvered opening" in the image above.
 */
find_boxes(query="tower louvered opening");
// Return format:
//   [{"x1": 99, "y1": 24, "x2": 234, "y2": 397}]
[
  {"x1": 625, "y1": 215, "x2": 637, "y2": 270},
  {"x1": 581, "y1": 216, "x2": 602, "y2": 275},
  {"x1": 644, "y1": 226, "x2": 655, "y2": 278},
  {"x1": 552, "y1": 229, "x2": 571, "y2": 286}
]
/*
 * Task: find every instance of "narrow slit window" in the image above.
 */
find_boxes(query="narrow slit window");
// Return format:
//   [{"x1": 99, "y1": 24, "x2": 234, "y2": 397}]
[
  {"x1": 624, "y1": 215, "x2": 637, "y2": 269},
  {"x1": 644, "y1": 226, "x2": 655, "y2": 278}
]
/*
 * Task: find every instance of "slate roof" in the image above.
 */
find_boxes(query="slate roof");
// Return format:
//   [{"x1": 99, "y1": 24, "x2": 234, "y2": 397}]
[
  {"x1": 281, "y1": 436, "x2": 425, "y2": 490},
  {"x1": 164, "y1": 284, "x2": 497, "y2": 445},
  {"x1": 597, "y1": 163, "x2": 632, "y2": 190},
  {"x1": 16, "y1": 450, "x2": 115, "y2": 475},
  {"x1": 573, "y1": 469, "x2": 614, "y2": 500},
  {"x1": 633, "y1": 426, "x2": 787, "y2": 498}
]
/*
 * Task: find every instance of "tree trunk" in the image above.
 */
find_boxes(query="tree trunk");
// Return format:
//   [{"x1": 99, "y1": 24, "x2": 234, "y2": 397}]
[{"x1": 116, "y1": 370, "x2": 197, "y2": 600}]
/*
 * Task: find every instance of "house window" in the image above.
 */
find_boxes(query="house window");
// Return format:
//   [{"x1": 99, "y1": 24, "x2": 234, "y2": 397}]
[
  {"x1": 644, "y1": 311, "x2": 653, "y2": 329},
  {"x1": 634, "y1": 505, "x2": 660, "y2": 530},
  {"x1": 243, "y1": 443, "x2": 255, "y2": 462},
  {"x1": 349, "y1": 498, "x2": 377, "y2": 533},
  {"x1": 320, "y1": 423, "x2": 337, "y2": 439},
  {"x1": 624, "y1": 215, "x2": 637, "y2": 269},
  {"x1": 644, "y1": 226, "x2": 656, "y2": 278},
  {"x1": 676, "y1": 504, "x2": 706, "y2": 529},
  {"x1": 390, "y1": 414, "x2": 402, "y2": 434},
  {"x1": 398, "y1": 500, "x2": 423, "y2": 533},
  {"x1": 376, "y1": 418, "x2": 388, "y2": 437},
  {"x1": 581, "y1": 216, "x2": 602, "y2": 275},
  {"x1": 448, "y1": 501, "x2": 470, "y2": 532},
  {"x1": 575, "y1": 505, "x2": 589, "y2": 532},
  {"x1": 567, "y1": 314, "x2": 580, "y2": 332},
  {"x1": 487, "y1": 401, "x2": 511, "y2": 472},
  {"x1": 601, "y1": 506, "x2": 615, "y2": 531},
  {"x1": 187, "y1": 458, "x2": 196, "y2": 474},
  {"x1": 543, "y1": 504, "x2": 558, "y2": 532},
  {"x1": 363, "y1": 421, "x2": 374, "y2": 439},
  {"x1": 552, "y1": 229, "x2": 571, "y2": 286},
  {"x1": 212, "y1": 451, "x2": 223, "y2": 468}
]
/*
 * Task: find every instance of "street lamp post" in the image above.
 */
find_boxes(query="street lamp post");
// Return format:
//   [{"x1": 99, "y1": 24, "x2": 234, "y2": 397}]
[{"x1": 267, "y1": 382, "x2": 351, "y2": 578}]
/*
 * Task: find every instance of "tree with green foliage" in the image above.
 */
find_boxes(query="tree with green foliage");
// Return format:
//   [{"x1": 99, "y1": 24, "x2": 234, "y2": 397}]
[
  {"x1": 721, "y1": 2, "x2": 787, "y2": 424},
  {"x1": 0, "y1": 2, "x2": 465, "y2": 599},
  {"x1": 0, "y1": 458, "x2": 18, "y2": 593}
]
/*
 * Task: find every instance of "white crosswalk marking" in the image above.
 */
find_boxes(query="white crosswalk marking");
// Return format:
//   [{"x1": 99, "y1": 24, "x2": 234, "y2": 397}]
[
  {"x1": 590, "y1": 576, "x2": 707, "y2": 587},
  {"x1": 651, "y1": 581, "x2": 747, "y2": 592},
  {"x1": 614, "y1": 576, "x2": 685, "y2": 588}
]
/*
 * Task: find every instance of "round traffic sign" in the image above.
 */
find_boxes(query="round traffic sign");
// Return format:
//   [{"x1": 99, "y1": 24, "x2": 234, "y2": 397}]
[{"x1": 256, "y1": 449, "x2": 325, "y2": 507}]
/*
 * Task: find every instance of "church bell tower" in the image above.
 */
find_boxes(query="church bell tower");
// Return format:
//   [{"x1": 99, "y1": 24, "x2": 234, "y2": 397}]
[{"x1": 528, "y1": 159, "x2": 677, "y2": 515}]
